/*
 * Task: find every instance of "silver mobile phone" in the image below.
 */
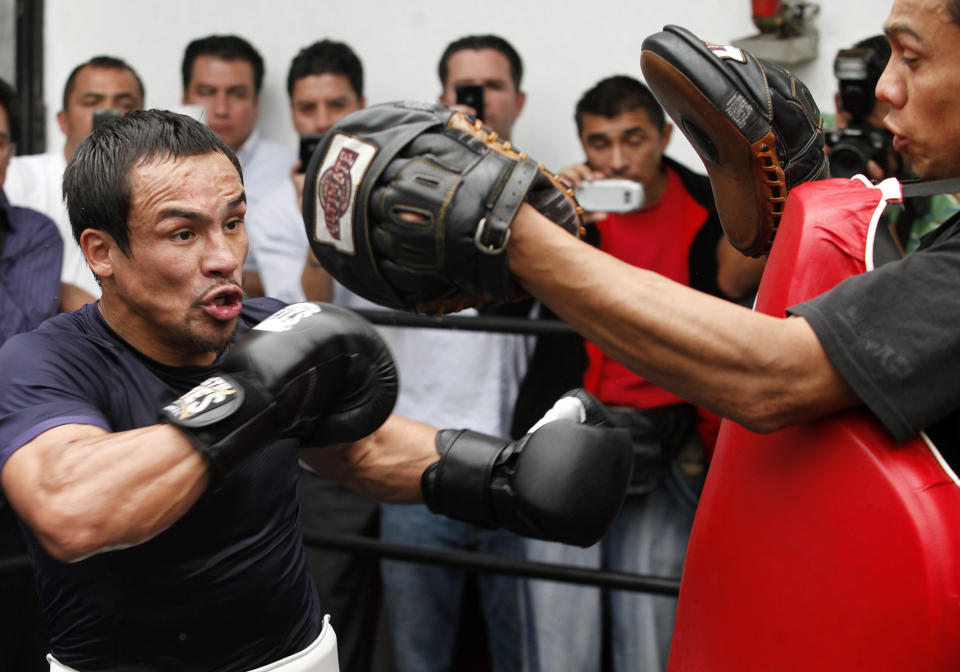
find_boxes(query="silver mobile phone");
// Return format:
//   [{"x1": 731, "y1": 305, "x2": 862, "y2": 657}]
[{"x1": 574, "y1": 179, "x2": 644, "y2": 213}]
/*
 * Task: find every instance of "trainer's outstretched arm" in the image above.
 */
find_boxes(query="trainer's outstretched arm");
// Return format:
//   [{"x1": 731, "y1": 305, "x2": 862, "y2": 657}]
[{"x1": 507, "y1": 204, "x2": 859, "y2": 432}]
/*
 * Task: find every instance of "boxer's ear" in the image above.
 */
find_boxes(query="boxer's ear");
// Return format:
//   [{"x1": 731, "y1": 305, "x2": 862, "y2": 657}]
[{"x1": 80, "y1": 228, "x2": 116, "y2": 279}]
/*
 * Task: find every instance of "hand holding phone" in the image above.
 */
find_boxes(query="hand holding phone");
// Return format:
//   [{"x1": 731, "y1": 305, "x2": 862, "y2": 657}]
[
  {"x1": 298, "y1": 133, "x2": 325, "y2": 174},
  {"x1": 574, "y1": 179, "x2": 644, "y2": 213},
  {"x1": 92, "y1": 108, "x2": 123, "y2": 131},
  {"x1": 455, "y1": 84, "x2": 485, "y2": 123}
]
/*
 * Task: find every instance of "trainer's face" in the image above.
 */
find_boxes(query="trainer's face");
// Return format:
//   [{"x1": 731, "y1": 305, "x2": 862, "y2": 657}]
[
  {"x1": 57, "y1": 66, "x2": 143, "y2": 159},
  {"x1": 876, "y1": 0, "x2": 960, "y2": 179},
  {"x1": 579, "y1": 108, "x2": 672, "y2": 205},
  {"x1": 291, "y1": 73, "x2": 364, "y2": 136},
  {"x1": 440, "y1": 48, "x2": 526, "y2": 141},
  {"x1": 96, "y1": 152, "x2": 247, "y2": 367},
  {"x1": 184, "y1": 56, "x2": 260, "y2": 152}
]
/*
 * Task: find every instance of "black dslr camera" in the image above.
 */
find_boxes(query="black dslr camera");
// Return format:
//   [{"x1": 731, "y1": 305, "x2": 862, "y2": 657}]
[{"x1": 826, "y1": 45, "x2": 896, "y2": 178}]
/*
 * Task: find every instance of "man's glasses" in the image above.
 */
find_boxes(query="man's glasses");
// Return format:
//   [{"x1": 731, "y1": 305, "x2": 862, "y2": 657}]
[{"x1": 0, "y1": 134, "x2": 13, "y2": 154}]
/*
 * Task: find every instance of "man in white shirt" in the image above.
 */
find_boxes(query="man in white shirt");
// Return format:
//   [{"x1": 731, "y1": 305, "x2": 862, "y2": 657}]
[
  {"x1": 4, "y1": 56, "x2": 144, "y2": 311},
  {"x1": 181, "y1": 34, "x2": 295, "y2": 298},
  {"x1": 258, "y1": 40, "x2": 366, "y2": 304},
  {"x1": 258, "y1": 39, "x2": 383, "y2": 672},
  {"x1": 376, "y1": 34, "x2": 532, "y2": 672}
]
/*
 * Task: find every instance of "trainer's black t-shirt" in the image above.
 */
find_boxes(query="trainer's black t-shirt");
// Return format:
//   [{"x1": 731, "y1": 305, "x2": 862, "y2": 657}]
[
  {"x1": 790, "y1": 212, "x2": 960, "y2": 460},
  {"x1": 0, "y1": 299, "x2": 321, "y2": 671}
]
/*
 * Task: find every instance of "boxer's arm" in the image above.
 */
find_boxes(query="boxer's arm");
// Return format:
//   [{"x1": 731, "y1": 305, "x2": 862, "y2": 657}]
[
  {"x1": 507, "y1": 203, "x2": 859, "y2": 432},
  {"x1": 1, "y1": 423, "x2": 209, "y2": 562},
  {"x1": 301, "y1": 414, "x2": 436, "y2": 503}
]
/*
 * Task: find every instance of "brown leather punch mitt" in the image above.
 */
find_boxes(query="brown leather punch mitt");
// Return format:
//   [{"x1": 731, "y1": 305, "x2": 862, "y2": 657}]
[{"x1": 641, "y1": 25, "x2": 829, "y2": 256}]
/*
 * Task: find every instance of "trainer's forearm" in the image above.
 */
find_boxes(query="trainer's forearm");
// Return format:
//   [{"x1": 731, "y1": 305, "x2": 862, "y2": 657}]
[{"x1": 507, "y1": 205, "x2": 857, "y2": 431}]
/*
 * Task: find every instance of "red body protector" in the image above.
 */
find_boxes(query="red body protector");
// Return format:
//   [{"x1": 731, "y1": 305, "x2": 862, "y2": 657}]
[{"x1": 668, "y1": 177, "x2": 960, "y2": 671}]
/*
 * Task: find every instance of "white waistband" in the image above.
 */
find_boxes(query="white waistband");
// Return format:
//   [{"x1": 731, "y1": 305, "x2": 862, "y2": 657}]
[{"x1": 48, "y1": 614, "x2": 339, "y2": 672}]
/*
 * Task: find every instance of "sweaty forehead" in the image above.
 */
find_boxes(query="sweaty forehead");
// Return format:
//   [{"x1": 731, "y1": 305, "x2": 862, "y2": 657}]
[
  {"x1": 129, "y1": 153, "x2": 243, "y2": 212},
  {"x1": 886, "y1": 0, "x2": 956, "y2": 41}
]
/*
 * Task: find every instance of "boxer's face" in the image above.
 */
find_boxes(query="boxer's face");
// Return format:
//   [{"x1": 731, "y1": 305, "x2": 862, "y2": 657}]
[
  {"x1": 876, "y1": 0, "x2": 960, "y2": 179},
  {"x1": 184, "y1": 56, "x2": 260, "y2": 152},
  {"x1": 291, "y1": 73, "x2": 364, "y2": 136},
  {"x1": 440, "y1": 48, "x2": 525, "y2": 141},
  {"x1": 57, "y1": 66, "x2": 143, "y2": 159},
  {"x1": 579, "y1": 108, "x2": 672, "y2": 196},
  {"x1": 95, "y1": 152, "x2": 247, "y2": 366}
]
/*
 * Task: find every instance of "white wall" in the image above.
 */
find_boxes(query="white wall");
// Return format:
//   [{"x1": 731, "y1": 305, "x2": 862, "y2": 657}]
[{"x1": 43, "y1": 0, "x2": 892, "y2": 171}]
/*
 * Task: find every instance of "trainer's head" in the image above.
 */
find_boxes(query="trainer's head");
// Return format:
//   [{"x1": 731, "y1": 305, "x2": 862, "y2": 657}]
[
  {"x1": 287, "y1": 40, "x2": 365, "y2": 136},
  {"x1": 0, "y1": 78, "x2": 19, "y2": 190},
  {"x1": 437, "y1": 34, "x2": 525, "y2": 141},
  {"x1": 575, "y1": 75, "x2": 672, "y2": 200},
  {"x1": 876, "y1": 0, "x2": 960, "y2": 179},
  {"x1": 182, "y1": 35, "x2": 264, "y2": 152},
  {"x1": 65, "y1": 110, "x2": 246, "y2": 364},
  {"x1": 58, "y1": 56, "x2": 144, "y2": 160}
]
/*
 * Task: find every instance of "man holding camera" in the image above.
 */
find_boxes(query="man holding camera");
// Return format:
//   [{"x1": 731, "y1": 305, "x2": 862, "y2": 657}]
[
  {"x1": 829, "y1": 35, "x2": 899, "y2": 181},
  {"x1": 520, "y1": 75, "x2": 764, "y2": 672},
  {"x1": 4, "y1": 55, "x2": 143, "y2": 311},
  {"x1": 181, "y1": 34, "x2": 295, "y2": 299},
  {"x1": 256, "y1": 38, "x2": 383, "y2": 672},
  {"x1": 373, "y1": 34, "x2": 531, "y2": 672}
]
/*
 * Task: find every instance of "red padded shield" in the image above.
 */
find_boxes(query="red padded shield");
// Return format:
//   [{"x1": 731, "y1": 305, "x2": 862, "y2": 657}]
[{"x1": 669, "y1": 177, "x2": 960, "y2": 671}]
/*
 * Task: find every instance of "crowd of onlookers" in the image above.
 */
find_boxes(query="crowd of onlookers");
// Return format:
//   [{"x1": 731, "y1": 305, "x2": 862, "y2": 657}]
[{"x1": 0, "y1": 22, "x2": 950, "y2": 672}]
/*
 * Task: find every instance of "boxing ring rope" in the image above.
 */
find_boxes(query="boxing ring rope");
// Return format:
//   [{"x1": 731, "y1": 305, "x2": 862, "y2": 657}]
[
  {"x1": 0, "y1": 309, "x2": 683, "y2": 597},
  {"x1": 305, "y1": 533, "x2": 681, "y2": 595},
  {"x1": 0, "y1": 534, "x2": 681, "y2": 595},
  {"x1": 351, "y1": 308, "x2": 578, "y2": 335}
]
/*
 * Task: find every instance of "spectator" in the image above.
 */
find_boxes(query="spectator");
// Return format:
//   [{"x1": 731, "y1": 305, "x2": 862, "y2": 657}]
[
  {"x1": 4, "y1": 55, "x2": 143, "y2": 311},
  {"x1": 522, "y1": 75, "x2": 763, "y2": 672},
  {"x1": 377, "y1": 34, "x2": 531, "y2": 672},
  {"x1": 0, "y1": 75, "x2": 61, "y2": 672},
  {"x1": 181, "y1": 34, "x2": 295, "y2": 298}
]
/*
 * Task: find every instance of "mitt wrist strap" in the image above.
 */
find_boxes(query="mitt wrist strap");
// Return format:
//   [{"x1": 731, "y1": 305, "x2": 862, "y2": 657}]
[{"x1": 475, "y1": 158, "x2": 540, "y2": 254}]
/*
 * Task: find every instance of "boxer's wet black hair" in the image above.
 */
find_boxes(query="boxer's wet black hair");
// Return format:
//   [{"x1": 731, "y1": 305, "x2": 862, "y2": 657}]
[
  {"x1": 63, "y1": 109, "x2": 242, "y2": 254},
  {"x1": 575, "y1": 75, "x2": 666, "y2": 134},
  {"x1": 287, "y1": 40, "x2": 364, "y2": 99}
]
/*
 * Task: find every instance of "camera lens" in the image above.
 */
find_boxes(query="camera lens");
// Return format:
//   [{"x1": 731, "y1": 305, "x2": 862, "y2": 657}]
[{"x1": 829, "y1": 140, "x2": 870, "y2": 178}]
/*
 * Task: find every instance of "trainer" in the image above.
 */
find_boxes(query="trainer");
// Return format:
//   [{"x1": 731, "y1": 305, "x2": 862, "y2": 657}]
[{"x1": 0, "y1": 110, "x2": 630, "y2": 672}]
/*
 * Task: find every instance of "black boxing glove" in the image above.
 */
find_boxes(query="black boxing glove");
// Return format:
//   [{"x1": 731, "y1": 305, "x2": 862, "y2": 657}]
[
  {"x1": 160, "y1": 302, "x2": 398, "y2": 484},
  {"x1": 421, "y1": 389, "x2": 633, "y2": 547}
]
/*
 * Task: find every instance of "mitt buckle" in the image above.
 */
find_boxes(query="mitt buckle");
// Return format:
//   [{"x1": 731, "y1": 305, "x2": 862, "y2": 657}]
[{"x1": 474, "y1": 217, "x2": 510, "y2": 255}]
